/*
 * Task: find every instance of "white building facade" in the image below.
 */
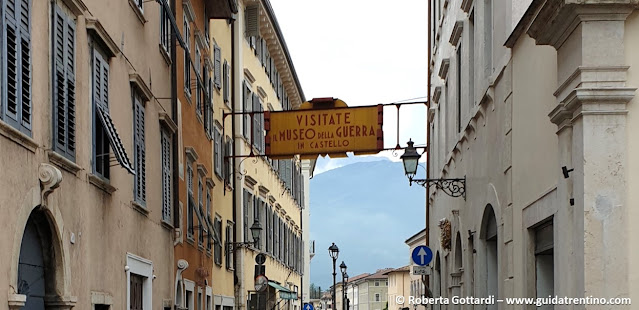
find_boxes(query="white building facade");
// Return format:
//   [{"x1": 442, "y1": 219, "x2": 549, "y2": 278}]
[{"x1": 428, "y1": 0, "x2": 638, "y2": 307}]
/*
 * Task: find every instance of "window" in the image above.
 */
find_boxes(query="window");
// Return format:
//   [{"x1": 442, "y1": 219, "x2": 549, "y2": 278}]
[
  {"x1": 214, "y1": 45, "x2": 221, "y2": 89},
  {"x1": 130, "y1": 274, "x2": 144, "y2": 310},
  {"x1": 214, "y1": 216, "x2": 222, "y2": 265},
  {"x1": 273, "y1": 211, "x2": 279, "y2": 260},
  {"x1": 223, "y1": 60, "x2": 230, "y2": 105},
  {"x1": 126, "y1": 253, "x2": 153, "y2": 310},
  {"x1": 375, "y1": 281, "x2": 379, "y2": 287},
  {"x1": 184, "y1": 280, "x2": 195, "y2": 310},
  {"x1": 469, "y1": 10, "x2": 475, "y2": 107},
  {"x1": 161, "y1": 130, "x2": 172, "y2": 223},
  {"x1": 133, "y1": 91, "x2": 146, "y2": 205},
  {"x1": 225, "y1": 221, "x2": 233, "y2": 269},
  {"x1": 187, "y1": 164, "x2": 194, "y2": 240},
  {"x1": 214, "y1": 127, "x2": 222, "y2": 178},
  {"x1": 92, "y1": 45, "x2": 135, "y2": 179},
  {"x1": 224, "y1": 136, "x2": 233, "y2": 186},
  {"x1": 198, "y1": 177, "x2": 204, "y2": 247},
  {"x1": 52, "y1": 5, "x2": 76, "y2": 160},
  {"x1": 242, "y1": 82, "x2": 251, "y2": 140},
  {"x1": 484, "y1": 0, "x2": 493, "y2": 78},
  {"x1": 375, "y1": 294, "x2": 380, "y2": 302},
  {"x1": 195, "y1": 45, "x2": 202, "y2": 116},
  {"x1": 160, "y1": 1, "x2": 171, "y2": 57},
  {"x1": 457, "y1": 43, "x2": 462, "y2": 133},
  {"x1": 535, "y1": 220, "x2": 554, "y2": 310},
  {"x1": 206, "y1": 189, "x2": 212, "y2": 253},
  {"x1": 184, "y1": 14, "x2": 191, "y2": 97},
  {"x1": 1, "y1": 0, "x2": 32, "y2": 136},
  {"x1": 198, "y1": 289, "x2": 202, "y2": 310},
  {"x1": 243, "y1": 190, "x2": 252, "y2": 242}
]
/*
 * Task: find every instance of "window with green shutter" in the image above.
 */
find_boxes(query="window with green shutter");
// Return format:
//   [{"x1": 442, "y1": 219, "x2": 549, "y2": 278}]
[
  {"x1": 214, "y1": 127, "x2": 222, "y2": 178},
  {"x1": 52, "y1": 5, "x2": 76, "y2": 160},
  {"x1": 2, "y1": 0, "x2": 32, "y2": 135}
]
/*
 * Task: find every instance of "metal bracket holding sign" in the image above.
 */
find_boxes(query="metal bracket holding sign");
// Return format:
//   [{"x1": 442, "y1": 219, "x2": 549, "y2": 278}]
[{"x1": 413, "y1": 266, "x2": 430, "y2": 275}]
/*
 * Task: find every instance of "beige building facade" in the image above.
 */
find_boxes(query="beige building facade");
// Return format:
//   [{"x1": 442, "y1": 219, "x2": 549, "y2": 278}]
[
  {"x1": 428, "y1": 0, "x2": 638, "y2": 307},
  {"x1": 385, "y1": 267, "x2": 410, "y2": 310},
  {"x1": 0, "y1": 0, "x2": 175, "y2": 309}
]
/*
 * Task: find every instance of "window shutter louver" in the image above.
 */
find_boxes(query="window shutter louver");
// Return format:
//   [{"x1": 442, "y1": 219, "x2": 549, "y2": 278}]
[
  {"x1": 252, "y1": 93, "x2": 259, "y2": 149},
  {"x1": 214, "y1": 45, "x2": 221, "y2": 89},
  {"x1": 243, "y1": 83, "x2": 251, "y2": 140},
  {"x1": 3, "y1": 0, "x2": 32, "y2": 134},
  {"x1": 223, "y1": 61, "x2": 229, "y2": 104},
  {"x1": 161, "y1": 131, "x2": 171, "y2": 222},
  {"x1": 53, "y1": 8, "x2": 76, "y2": 159},
  {"x1": 134, "y1": 97, "x2": 146, "y2": 204}
]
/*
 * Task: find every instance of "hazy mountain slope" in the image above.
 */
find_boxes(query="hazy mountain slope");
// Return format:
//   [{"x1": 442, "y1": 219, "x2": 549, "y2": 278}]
[{"x1": 309, "y1": 160, "x2": 425, "y2": 288}]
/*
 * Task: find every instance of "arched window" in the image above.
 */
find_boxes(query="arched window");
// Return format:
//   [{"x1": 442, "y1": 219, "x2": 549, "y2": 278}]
[
  {"x1": 454, "y1": 232, "x2": 463, "y2": 271},
  {"x1": 481, "y1": 205, "x2": 498, "y2": 310}
]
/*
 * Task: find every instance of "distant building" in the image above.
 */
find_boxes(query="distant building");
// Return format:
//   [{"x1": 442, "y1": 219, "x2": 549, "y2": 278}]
[{"x1": 384, "y1": 266, "x2": 411, "y2": 310}]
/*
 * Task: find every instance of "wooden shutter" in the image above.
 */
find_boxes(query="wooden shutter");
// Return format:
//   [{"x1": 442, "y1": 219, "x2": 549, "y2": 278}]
[
  {"x1": 214, "y1": 45, "x2": 221, "y2": 89},
  {"x1": 258, "y1": 99, "x2": 264, "y2": 151},
  {"x1": 134, "y1": 96, "x2": 146, "y2": 204},
  {"x1": 252, "y1": 93, "x2": 259, "y2": 149},
  {"x1": 243, "y1": 83, "x2": 251, "y2": 139},
  {"x1": 53, "y1": 7, "x2": 76, "y2": 159},
  {"x1": 223, "y1": 61, "x2": 229, "y2": 103},
  {"x1": 3, "y1": 0, "x2": 32, "y2": 134},
  {"x1": 243, "y1": 190, "x2": 249, "y2": 241},
  {"x1": 161, "y1": 131, "x2": 171, "y2": 222}
]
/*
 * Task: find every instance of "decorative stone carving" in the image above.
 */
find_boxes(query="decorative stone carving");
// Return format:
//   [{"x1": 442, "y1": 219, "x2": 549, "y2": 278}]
[
  {"x1": 39, "y1": 163, "x2": 63, "y2": 207},
  {"x1": 439, "y1": 218, "x2": 452, "y2": 251}
]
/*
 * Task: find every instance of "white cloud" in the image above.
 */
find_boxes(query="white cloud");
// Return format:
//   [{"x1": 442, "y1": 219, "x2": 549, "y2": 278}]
[{"x1": 270, "y1": 0, "x2": 429, "y2": 173}]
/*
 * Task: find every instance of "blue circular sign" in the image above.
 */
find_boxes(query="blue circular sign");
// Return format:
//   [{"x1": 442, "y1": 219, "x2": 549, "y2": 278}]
[
  {"x1": 304, "y1": 303, "x2": 314, "y2": 310},
  {"x1": 411, "y1": 245, "x2": 433, "y2": 266}
]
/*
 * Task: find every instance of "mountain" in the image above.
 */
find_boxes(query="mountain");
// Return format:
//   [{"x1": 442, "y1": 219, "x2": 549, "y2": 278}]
[{"x1": 309, "y1": 159, "x2": 425, "y2": 288}]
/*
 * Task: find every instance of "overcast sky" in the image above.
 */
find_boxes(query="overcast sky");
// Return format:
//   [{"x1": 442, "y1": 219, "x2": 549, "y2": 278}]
[{"x1": 269, "y1": 0, "x2": 430, "y2": 173}]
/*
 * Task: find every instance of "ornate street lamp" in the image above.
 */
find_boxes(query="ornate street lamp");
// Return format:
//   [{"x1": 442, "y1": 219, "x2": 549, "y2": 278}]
[
  {"x1": 340, "y1": 262, "x2": 348, "y2": 310},
  {"x1": 401, "y1": 139, "x2": 466, "y2": 199},
  {"x1": 227, "y1": 219, "x2": 262, "y2": 251},
  {"x1": 329, "y1": 243, "x2": 339, "y2": 310}
]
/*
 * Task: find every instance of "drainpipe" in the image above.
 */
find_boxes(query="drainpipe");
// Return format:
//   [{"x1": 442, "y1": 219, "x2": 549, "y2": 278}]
[
  {"x1": 425, "y1": 0, "x2": 432, "y2": 299},
  {"x1": 170, "y1": 0, "x2": 180, "y2": 307}
]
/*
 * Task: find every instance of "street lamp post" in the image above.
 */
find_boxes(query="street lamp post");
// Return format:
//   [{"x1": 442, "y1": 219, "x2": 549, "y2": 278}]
[
  {"x1": 328, "y1": 243, "x2": 339, "y2": 310},
  {"x1": 339, "y1": 262, "x2": 348, "y2": 310},
  {"x1": 339, "y1": 261, "x2": 348, "y2": 310}
]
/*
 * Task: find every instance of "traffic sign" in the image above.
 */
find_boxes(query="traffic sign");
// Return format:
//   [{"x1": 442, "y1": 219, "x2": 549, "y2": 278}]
[
  {"x1": 411, "y1": 246, "x2": 433, "y2": 266},
  {"x1": 304, "y1": 303, "x2": 315, "y2": 310},
  {"x1": 413, "y1": 266, "x2": 430, "y2": 275}
]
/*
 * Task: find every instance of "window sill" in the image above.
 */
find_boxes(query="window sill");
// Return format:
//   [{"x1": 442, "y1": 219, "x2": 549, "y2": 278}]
[
  {"x1": 184, "y1": 91, "x2": 192, "y2": 104},
  {"x1": 161, "y1": 220, "x2": 174, "y2": 231},
  {"x1": 128, "y1": 0, "x2": 147, "y2": 24},
  {"x1": 0, "y1": 120, "x2": 38, "y2": 153},
  {"x1": 88, "y1": 174, "x2": 116, "y2": 194},
  {"x1": 132, "y1": 200, "x2": 149, "y2": 216},
  {"x1": 159, "y1": 44, "x2": 171, "y2": 66},
  {"x1": 186, "y1": 236, "x2": 195, "y2": 245},
  {"x1": 48, "y1": 151, "x2": 82, "y2": 175}
]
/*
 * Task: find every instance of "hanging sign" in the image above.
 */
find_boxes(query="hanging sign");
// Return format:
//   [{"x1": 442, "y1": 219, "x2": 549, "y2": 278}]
[{"x1": 264, "y1": 105, "x2": 383, "y2": 157}]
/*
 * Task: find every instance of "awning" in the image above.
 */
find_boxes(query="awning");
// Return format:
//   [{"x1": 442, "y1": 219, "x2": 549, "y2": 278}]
[{"x1": 268, "y1": 281, "x2": 297, "y2": 300}]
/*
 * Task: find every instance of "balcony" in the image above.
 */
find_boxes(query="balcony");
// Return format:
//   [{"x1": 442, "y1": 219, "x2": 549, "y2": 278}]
[{"x1": 310, "y1": 240, "x2": 315, "y2": 259}]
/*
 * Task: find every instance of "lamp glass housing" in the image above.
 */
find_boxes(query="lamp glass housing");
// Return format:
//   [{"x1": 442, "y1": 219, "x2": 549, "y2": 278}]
[
  {"x1": 328, "y1": 243, "x2": 339, "y2": 259},
  {"x1": 340, "y1": 261, "x2": 347, "y2": 274},
  {"x1": 401, "y1": 139, "x2": 420, "y2": 178},
  {"x1": 250, "y1": 220, "x2": 262, "y2": 243}
]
